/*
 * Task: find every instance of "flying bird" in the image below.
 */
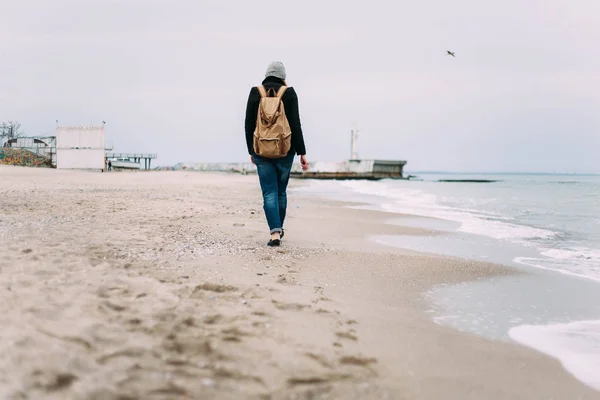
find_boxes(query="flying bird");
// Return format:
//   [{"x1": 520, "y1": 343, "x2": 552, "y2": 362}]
[{"x1": 447, "y1": 50, "x2": 455, "y2": 57}]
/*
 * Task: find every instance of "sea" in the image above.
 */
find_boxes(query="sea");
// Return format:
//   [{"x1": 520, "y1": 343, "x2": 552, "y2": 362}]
[{"x1": 292, "y1": 173, "x2": 600, "y2": 391}]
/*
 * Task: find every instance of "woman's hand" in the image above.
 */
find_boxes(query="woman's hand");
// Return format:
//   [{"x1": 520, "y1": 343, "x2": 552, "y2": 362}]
[{"x1": 300, "y1": 155, "x2": 309, "y2": 171}]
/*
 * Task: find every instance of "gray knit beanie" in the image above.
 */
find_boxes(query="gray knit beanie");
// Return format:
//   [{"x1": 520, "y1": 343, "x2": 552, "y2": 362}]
[{"x1": 265, "y1": 61, "x2": 286, "y2": 80}]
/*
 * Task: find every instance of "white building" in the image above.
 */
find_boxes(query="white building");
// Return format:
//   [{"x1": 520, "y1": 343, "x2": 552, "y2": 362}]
[{"x1": 56, "y1": 124, "x2": 105, "y2": 170}]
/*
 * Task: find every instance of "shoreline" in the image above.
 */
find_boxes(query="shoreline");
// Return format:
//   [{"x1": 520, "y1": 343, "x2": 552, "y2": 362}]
[
  {"x1": 1, "y1": 167, "x2": 598, "y2": 399},
  {"x1": 293, "y1": 175, "x2": 600, "y2": 394}
]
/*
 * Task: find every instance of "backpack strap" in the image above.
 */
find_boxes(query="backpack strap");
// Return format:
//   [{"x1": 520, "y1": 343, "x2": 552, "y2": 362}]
[
  {"x1": 257, "y1": 85, "x2": 287, "y2": 98},
  {"x1": 257, "y1": 85, "x2": 267, "y2": 98},
  {"x1": 276, "y1": 86, "x2": 288, "y2": 99}
]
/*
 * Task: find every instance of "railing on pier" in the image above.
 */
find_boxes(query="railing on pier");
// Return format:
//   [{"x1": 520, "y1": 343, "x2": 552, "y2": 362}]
[{"x1": 106, "y1": 153, "x2": 158, "y2": 170}]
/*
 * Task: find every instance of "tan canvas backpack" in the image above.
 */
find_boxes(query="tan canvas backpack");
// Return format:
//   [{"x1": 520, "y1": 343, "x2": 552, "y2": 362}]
[{"x1": 253, "y1": 85, "x2": 292, "y2": 158}]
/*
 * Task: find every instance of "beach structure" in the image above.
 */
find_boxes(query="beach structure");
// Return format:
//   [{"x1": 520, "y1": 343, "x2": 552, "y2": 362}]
[
  {"x1": 290, "y1": 128, "x2": 407, "y2": 180},
  {"x1": 169, "y1": 160, "x2": 407, "y2": 180},
  {"x1": 290, "y1": 159, "x2": 407, "y2": 180},
  {"x1": 350, "y1": 126, "x2": 359, "y2": 160},
  {"x1": 2, "y1": 136, "x2": 56, "y2": 167},
  {"x1": 168, "y1": 128, "x2": 407, "y2": 180},
  {"x1": 1, "y1": 122, "x2": 157, "y2": 171},
  {"x1": 165, "y1": 162, "x2": 255, "y2": 174},
  {"x1": 56, "y1": 124, "x2": 106, "y2": 170},
  {"x1": 106, "y1": 153, "x2": 157, "y2": 170},
  {"x1": 0, "y1": 147, "x2": 54, "y2": 168}
]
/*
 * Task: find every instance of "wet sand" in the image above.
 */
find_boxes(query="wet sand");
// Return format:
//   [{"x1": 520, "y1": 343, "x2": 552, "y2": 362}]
[{"x1": 0, "y1": 166, "x2": 598, "y2": 399}]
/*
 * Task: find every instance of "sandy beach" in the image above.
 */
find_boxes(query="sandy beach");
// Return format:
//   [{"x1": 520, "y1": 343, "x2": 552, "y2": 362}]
[{"x1": 0, "y1": 166, "x2": 598, "y2": 400}]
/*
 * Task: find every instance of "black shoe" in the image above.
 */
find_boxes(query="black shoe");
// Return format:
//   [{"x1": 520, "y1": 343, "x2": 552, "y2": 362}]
[
  {"x1": 268, "y1": 239, "x2": 281, "y2": 247},
  {"x1": 280, "y1": 229, "x2": 285, "y2": 239}
]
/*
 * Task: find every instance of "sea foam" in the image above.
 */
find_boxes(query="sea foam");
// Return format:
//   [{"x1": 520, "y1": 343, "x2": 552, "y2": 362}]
[{"x1": 509, "y1": 320, "x2": 600, "y2": 391}]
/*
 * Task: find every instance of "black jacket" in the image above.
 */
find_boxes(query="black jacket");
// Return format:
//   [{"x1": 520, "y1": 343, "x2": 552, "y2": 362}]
[{"x1": 244, "y1": 76, "x2": 307, "y2": 156}]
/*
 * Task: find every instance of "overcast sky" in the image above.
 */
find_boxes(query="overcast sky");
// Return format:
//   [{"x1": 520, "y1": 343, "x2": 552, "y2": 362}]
[{"x1": 1, "y1": 0, "x2": 599, "y2": 173}]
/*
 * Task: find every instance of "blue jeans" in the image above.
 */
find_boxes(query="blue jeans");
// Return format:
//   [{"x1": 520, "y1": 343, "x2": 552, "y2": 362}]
[{"x1": 253, "y1": 151, "x2": 295, "y2": 234}]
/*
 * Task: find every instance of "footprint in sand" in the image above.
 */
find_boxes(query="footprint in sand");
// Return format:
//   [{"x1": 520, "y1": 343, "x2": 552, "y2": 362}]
[
  {"x1": 28, "y1": 369, "x2": 78, "y2": 391},
  {"x1": 96, "y1": 285, "x2": 131, "y2": 299},
  {"x1": 304, "y1": 353, "x2": 333, "y2": 369},
  {"x1": 100, "y1": 300, "x2": 128, "y2": 312},
  {"x1": 312, "y1": 296, "x2": 332, "y2": 304},
  {"x1": 162, "y1": 335, "x2": 221, "y2": 358},
  {"x1": 191, "y1": 283, "x2": 237, "y2": 298},
  {"x1": 316, "y1": 308, "x2": 331, "y2": 314},
  {"x1": 203, "y1": 314, "x2": 223, "y2": 325},
  {"x1": 96, "y1": 348, "x2": 149, "y2": 365},
  {"x1": 272, "y1": 300, "x2": 309, "y2": 311},
  {"x1": 220, "y1": 326, "x2": 252, "y2": 343},
  {"x1": 287, "y1": 373, "x2": 351, "y2": 387},
  {"x1": 251, "y1": 311, "x2": 270, "y2": 317},
  {"x1": 339, "y1": 355, "x2": 377, "y2": 367},
  {"x1": 212, "y1": 367, "x2": 265, "y2": 387},
  {"x1": 336, "y1": 331, "x2": 358, "y2": 341},
  {"x1": 276, "y1": 274, "x2": 296, "y2": 284}
]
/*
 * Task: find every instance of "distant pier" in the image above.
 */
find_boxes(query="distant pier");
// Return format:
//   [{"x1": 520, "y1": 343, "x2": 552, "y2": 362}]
[
  {"x1": 291, "y1": 159, "x2": 407, "y2": 180},
  {"x1": 160, "y1": 127, "x2": 408, "y2": 180},
  {"x1": 290, "y1": 127, "x2": 407, "y2": 180},
  {"x1": 107, "y1": 153, "x2": 157, "y2": 170}
]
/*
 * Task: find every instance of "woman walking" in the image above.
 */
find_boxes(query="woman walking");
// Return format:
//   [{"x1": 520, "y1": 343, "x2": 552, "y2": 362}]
[{"x1": 245, "y1": 61, "x2": 309, "y2": 246}]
